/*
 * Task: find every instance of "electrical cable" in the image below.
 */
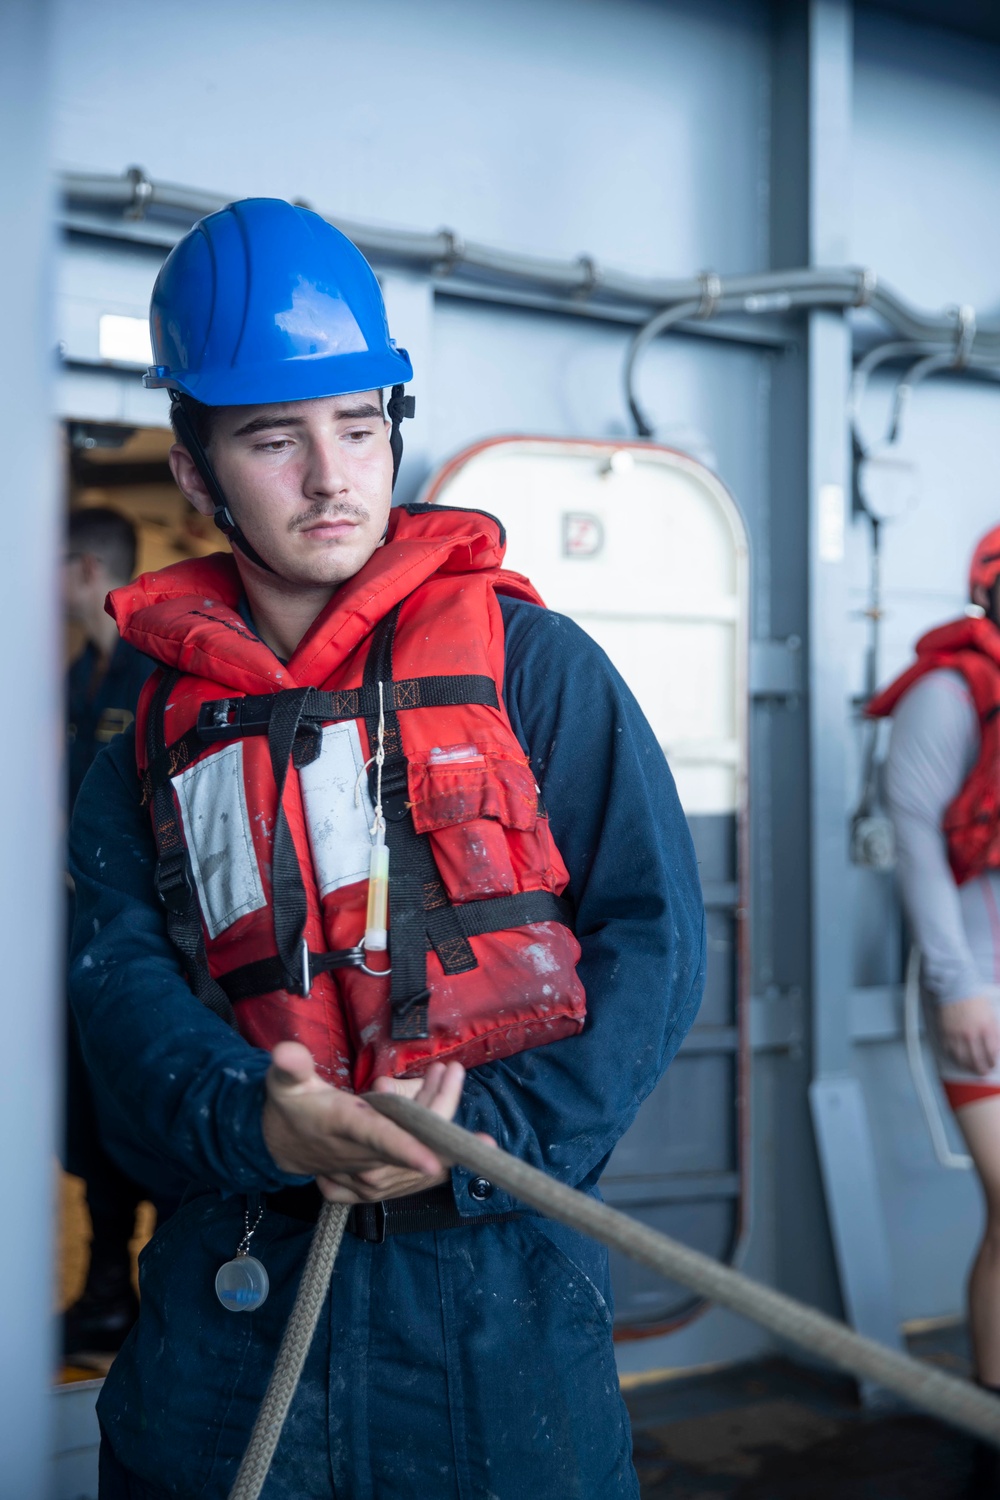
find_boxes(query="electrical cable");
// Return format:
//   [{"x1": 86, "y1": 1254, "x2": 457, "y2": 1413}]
[{"x1": 903, "y1": 947, "x2": 973, "y2": 1172}]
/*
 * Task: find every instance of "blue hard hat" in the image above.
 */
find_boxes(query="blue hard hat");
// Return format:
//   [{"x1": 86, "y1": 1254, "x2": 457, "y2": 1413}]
[{"x1": 144, "y1": 198, "x2": 412, "y2": 406}]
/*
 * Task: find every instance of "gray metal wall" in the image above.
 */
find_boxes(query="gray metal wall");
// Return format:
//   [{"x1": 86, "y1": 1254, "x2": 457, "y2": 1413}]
[
  {"x1": 0, "y1": 3, "x2": 59, "y2": 1495},
  {"x1": 48, "y1": 0, "x2": 1000, "y2": 1378}
]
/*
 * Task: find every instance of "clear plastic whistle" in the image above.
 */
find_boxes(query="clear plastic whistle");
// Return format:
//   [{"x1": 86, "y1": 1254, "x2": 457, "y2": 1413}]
[{"x1": 364, "y1": 832, "x2": 389, "y2": 953}]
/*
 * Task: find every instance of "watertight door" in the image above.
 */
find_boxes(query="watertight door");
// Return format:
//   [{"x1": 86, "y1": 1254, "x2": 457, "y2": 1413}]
[{"x1": 420, "y1": 436, "x2": 749, "y2": 1335}]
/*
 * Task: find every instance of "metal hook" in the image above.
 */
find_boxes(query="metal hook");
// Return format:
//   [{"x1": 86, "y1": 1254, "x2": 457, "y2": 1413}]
[
  {"x1": 124, "y1": 165, "x2": 153, "y2": 222},
  {"x1": 575, "y1": 255, "x2": 600, "y2": 298},
  {"x1": 953, "y1": 303, "x2": 976, "y2": 370},
  {"x1": 853, "y1": 267, "x2": 878, "y2": 308},
  {"x1": 696, "y1": 270, "x2": 722, "y2": 320},
  {"x1": 433, "y1": 228, "x2": 465, "y2": 277}
]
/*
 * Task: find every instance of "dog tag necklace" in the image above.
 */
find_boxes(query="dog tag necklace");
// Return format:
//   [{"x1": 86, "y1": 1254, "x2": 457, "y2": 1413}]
[{"x1": 215, "y1": 1202, "x2": 269, "y2": 1312}]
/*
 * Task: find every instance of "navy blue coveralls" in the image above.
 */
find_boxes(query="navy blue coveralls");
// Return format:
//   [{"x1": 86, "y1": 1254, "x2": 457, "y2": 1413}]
[
  {"x1": 65, "y1": 638, "x2": 158, "y2": 1234},
  {"x1": 69, "y1": 596, "x2": 706, "y2": 1500}
]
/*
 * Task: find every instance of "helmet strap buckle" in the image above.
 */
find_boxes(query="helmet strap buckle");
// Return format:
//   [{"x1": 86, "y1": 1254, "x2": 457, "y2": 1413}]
[{"x1": 387, "y1": 384, "x2": 416, "y2": 491}]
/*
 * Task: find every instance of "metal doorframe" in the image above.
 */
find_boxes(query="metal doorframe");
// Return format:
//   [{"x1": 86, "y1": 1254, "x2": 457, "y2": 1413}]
[{"x1": 419, "y1": 432, "x2": 753, "y2": 1338}]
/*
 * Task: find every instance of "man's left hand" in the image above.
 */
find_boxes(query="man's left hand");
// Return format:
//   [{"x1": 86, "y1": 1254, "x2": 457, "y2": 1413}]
[{"x1": 317, "y1": 1060, "x2": 465, "y2": 1203}]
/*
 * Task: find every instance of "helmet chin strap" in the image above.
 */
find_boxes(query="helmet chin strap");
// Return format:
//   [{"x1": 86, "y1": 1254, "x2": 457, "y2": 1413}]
[
  {"x1": 172, "y1": 388, "x2": 416, "y2": 570},
  {"x1": 170, "y1": 397, "x2": 278, "y2": 575},
  {"x1": 387, "y1": 384, "x2": 416, "y2": 489}
]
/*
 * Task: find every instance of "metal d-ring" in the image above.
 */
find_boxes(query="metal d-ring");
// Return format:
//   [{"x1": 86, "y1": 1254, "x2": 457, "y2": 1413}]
[{"x1": 360, "y1": 959, "x2": 392, "y2": 978}]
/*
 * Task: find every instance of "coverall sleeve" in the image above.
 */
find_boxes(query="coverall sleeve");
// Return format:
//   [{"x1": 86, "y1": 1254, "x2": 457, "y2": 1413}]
[
  {"x1": 885, "y1": 669, "x2": 983, "y2": 1005},
  {"x1": 68, "y1": 727, "x2": 309, "y2": 1194},
  {"x1": 452, "y1": 601, "x2": 706, "y2": 1216}
]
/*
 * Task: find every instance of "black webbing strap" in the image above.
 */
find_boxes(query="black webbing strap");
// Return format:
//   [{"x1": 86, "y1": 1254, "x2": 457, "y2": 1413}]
[
  {"x1": 141, "y1": 676, "x2": 499, "y2": 804},
  {"x1": 218, "y1": 945, "x2": 366, "y2": 1003},
  {"x1": 364, "y1": 606, "x2": 502, "y2": 1040},
  {"x1": 267, "y1": 687, "x2": 321, "y2": 994},
  {"x1": 147, "y1": 671, "x2": 239, "y2": 1031},
  {"x1": 364, "y1": 607, "x2": 431, "y2": 1038},
  {"x1": 140, "y1": 724, "x2": 203, "y2": 805},
  {"x1": 214, "y1": 894, "x2": 572, "y2": 1003},
  {"x1": 425, "y1": 890, "x2": 573, "y2": 946}
]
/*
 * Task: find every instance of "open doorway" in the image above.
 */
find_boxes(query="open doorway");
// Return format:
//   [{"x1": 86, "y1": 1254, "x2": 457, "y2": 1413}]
[{"x1": 59, "y1": 420, "x2": 228, "y2": 1382}]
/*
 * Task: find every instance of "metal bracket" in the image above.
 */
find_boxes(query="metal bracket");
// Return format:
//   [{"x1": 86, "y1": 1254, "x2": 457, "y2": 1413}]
[{"x1": 749, "y1": 637, "x2": 803, "y2": 698}]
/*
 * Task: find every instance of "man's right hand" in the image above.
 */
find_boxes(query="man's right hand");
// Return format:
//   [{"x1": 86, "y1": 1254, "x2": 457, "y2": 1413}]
[
  {"x1": 262, "y1": 1040, "x2": 448, "y2": 1188},
  {"x1": 938, "y1": 995, "x2": 1000, "y2": 1076}
]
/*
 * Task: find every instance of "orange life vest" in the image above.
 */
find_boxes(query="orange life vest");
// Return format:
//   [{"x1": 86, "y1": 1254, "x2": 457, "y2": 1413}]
[
  {"x1": 867, "y1": 616, "x2": 1000, "y2": 886},
  {"x1": 110, "y1": 505, "x2": 585, "y2": 1091}
]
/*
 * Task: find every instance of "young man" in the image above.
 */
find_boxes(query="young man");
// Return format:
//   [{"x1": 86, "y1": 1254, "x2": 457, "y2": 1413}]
[
  {"x1": 63, "y1": 507, "x2": 160, "y2": 1357},
  {"x1": 871, "y1": 526, "x2": 1000, "y2": 1413},
  {"x1": 69, "y1": 198, "x2": 705, "y2": 1499}
]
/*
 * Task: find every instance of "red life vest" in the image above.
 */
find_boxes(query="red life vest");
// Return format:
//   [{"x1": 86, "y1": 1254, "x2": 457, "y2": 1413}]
[
  {"x1": 867, "y1": 616, "x2": 1000, "y2": 886},
  {"x1": 110, "y1": 505, "x2": 585, "y2": 1091}
]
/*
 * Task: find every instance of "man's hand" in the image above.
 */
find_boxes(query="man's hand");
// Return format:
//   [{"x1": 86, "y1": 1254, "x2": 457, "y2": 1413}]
[
  {"x1": 262, "y1": 1041, "x2": 466, "y2": 1204},
  {"x1": 938, "y1": 995, "x2": 1000, "y2": 1076},
  {"x1": 317, "y1": 1066, "x2": 468, "y2": 1204}
]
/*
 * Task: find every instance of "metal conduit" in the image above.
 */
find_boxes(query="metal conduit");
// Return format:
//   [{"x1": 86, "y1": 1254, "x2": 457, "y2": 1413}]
[{"x1": 61, "y1": 168, "x2": 1000, "y2": 355}]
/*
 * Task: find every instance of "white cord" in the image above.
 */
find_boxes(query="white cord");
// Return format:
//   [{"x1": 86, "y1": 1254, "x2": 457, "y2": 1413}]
[
  {"x1": 370, "y1": 681, "x2": 386, "y2": 838},
  {"x1": 353, "y1": 682, "x2": 387, "y2": 831},
  {"x1": 903, "y1": 946, "x2": 972, "y2": 1171}
]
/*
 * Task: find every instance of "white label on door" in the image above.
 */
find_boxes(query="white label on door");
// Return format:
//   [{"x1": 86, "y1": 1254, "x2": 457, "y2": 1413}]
[
  {"x1": 562, "y1": 512, "x2": 605, "y2": 558},
  {"x1": 173, "y1": 741, "x2": 267, "y2": 940},
  {"x1": 299, "y1": 720, "x2": 375, "y2": 897}
]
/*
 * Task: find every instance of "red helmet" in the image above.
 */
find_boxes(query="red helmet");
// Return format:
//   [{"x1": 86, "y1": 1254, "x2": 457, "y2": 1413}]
[{"x1": 970, "y1": 524, "x2": 1000, "y2": 597}]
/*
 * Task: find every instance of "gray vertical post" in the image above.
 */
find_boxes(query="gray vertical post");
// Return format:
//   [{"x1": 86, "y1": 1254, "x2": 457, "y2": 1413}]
[
  {"x1": 0, "y1": 2, "x2": 59, "y2": 1494},
  {"x1": 768, "y1": 0, "x2": 901, "y2": 1360},
  {"x1": 804, "y1": 0, "x2": 903, "y2": 1358}
]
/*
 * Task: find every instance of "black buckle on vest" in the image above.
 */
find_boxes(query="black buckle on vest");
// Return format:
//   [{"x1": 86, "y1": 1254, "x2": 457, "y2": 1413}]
[
  {"x1": 154, "y1": 852, "x2": 195, "y2": 915},
  {"x1": 197, "y1": 697, "x2": 242, "y2": 742},
  {"x1": 382, "y1": 790, "x2": 411, "y2": 822}
]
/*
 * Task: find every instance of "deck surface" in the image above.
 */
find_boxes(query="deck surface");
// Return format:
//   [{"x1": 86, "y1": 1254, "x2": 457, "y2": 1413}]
[{"x1": 625, "y1": 1326, "x2": 986, "y2": 1498}]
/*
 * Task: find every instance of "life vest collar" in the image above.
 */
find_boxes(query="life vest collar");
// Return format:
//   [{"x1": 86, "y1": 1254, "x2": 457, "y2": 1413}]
[
  {"x1": 108, "y1": 505, "x2": 510, "y2": 695},
  {"x1": 867, "y1": 615, "x2": 1000, "y2": 720},
  {"x1": 868, "y1": 614, "x2": 1000, "y2": 887}
]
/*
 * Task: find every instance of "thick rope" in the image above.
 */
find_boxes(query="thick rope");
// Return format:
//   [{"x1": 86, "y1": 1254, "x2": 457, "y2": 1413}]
[
  {"x1": 228, "y1": 1201, "x2": 349, "y2": 1500},
  {"x1": 368, "y1": 1094, "x2": 1000, "y2": 1450},
  {"x1": 230, "y1": 1096, "x2": 1000, "y2": 1497}
]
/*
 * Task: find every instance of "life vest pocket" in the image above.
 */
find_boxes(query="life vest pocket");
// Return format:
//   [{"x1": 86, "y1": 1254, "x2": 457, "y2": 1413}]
[
  {"x1": 407, "y1": 749, "x2": 541, "y2": 903},
  {"x1": 172, "y1": 741, "x2": 267, "y2": 939}
]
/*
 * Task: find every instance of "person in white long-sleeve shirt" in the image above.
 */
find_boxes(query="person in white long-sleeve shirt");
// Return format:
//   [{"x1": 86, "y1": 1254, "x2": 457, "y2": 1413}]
[{"x1": 873, "y1": 524, "x2": 1000, "y2": 1407}]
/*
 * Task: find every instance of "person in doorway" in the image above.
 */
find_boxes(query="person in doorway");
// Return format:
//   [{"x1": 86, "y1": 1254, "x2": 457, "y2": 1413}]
[
  {"x1": 69, "y1": 199, "x2": 705, "y2": 1499},
  {"x1": 871, "y1": 526, "x2": 1000, "y2": 1426},
  {"x1": 65, "y1": 507, "x2": 154, "y2": 810},
  {"x1": 63, "y1": 506, "x2": 160, "y2": 1357}
]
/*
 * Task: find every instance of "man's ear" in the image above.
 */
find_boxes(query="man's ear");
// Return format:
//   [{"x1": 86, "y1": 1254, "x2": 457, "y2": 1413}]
[{"x1": 169, "y1": 443, "x2": 215, "y2": 518}]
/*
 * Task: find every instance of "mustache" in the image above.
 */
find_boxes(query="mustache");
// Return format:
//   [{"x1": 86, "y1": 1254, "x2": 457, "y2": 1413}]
[{"x1": 290, "y1": 501, "x2": 370, "y2": 533}]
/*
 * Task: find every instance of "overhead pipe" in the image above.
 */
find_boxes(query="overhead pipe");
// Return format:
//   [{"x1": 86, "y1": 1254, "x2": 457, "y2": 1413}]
[{"x1": 61, "y1": 168, "x2": 1000, "y2": 359}]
